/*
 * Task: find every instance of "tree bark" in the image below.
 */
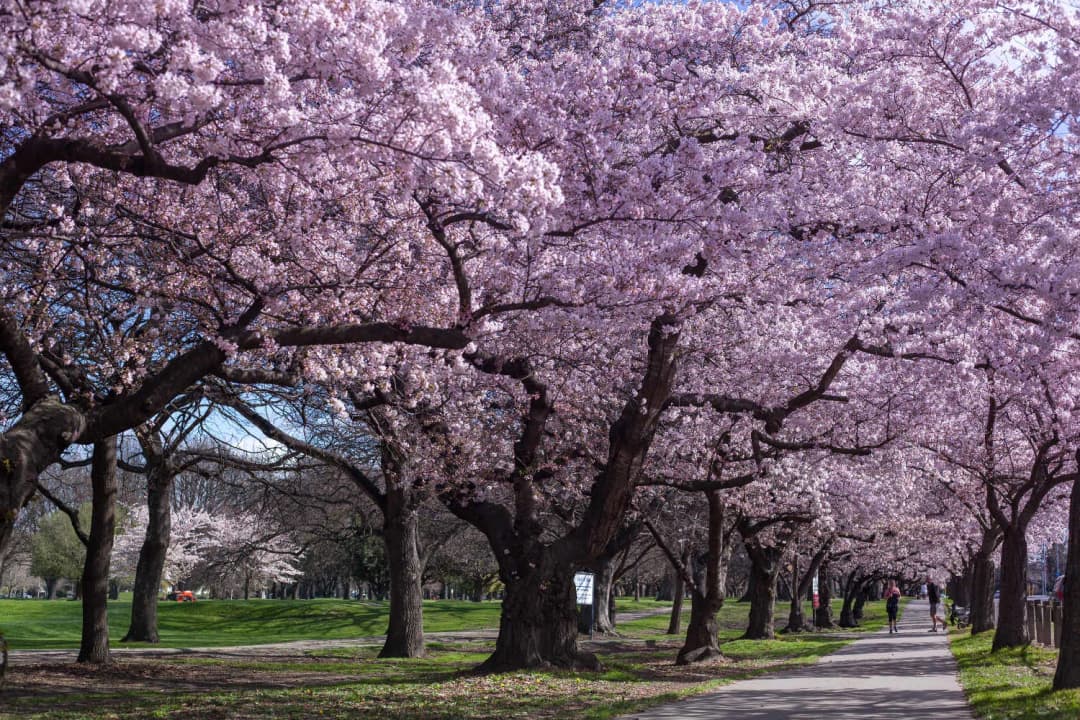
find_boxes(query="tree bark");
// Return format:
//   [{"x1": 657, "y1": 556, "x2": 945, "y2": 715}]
[
  {"x1": 743, "y1": 552, "x2": 779, "y2": 639},
  {"x1": 738, "y1": 567, "x2": 756, "y2": 603},
  {"x1": 675, "y1": 491, "x2": 732, "y2": 663},
  {"x1": 815, "y1": 562, "x2": 834, "y2": 628},
  {"x1": 78, "y1": 436, "x2": 118, "y2": 664},
  {"x1": 122, "y1": 458, "x2": 173, "y2": 643},
  {"x1": 993, "y1": 526, "x2": 1030, "y2": 650},
  {"x1": 481, "y1": 553, "x2": 598, "y2": 671},
  {"x1": 838, "y1": 572, "x2": 859, "y2": 628},
  {"x1": 379, "y1": 492, "x2": 425, "y2": 658},
  {"x1": 593, "y1": 555, "x2": 617, "y2": 635},
  {"x1": 970, "y1": 548, "x2": 998, "y2": 634},
  {"x1": 667, "y1": 565, "x2": 685, "y2": 635},
  {"x1": 678, "y1": 587, "x2": 722, "y2": 664},
  {"x1": 950, "y1": 564, "x2": 972, "y2": 608},
  {"x1": 0, "y1": 398, "x2": 85, "y2": 558},
  {"x1": 1053, "y1": 471, "x2": 1080, "y2": 689},
  {"x1": 783, "y1": 555, "x2": 809, "y2": 633},
  {"x1": 655, "y1": 569, "x2": 674, "y2": 602},
  {"x1": 853, "y1": 588, "x2": 867, "y2": 622},
  {"x1": 785, "y1": 545, "x2": 828, "y2": 633}
]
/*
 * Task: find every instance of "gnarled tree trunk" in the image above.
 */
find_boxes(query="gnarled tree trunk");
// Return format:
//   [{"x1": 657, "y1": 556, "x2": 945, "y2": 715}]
[
  {"x1": 0, "y1": 397, "x2": 84, "y2": 558},
  {"x1": 482, "y1": 550, "x2": 597, "y2": 672},
  {"x1": 673, "y1": 492, "x2": 732, "y2": 664},
  {"x1": 993, "y1": 527, "x2": 1029, "y2": 650},
  {"x1": 679, "y1": 586, "x2": 722, "y2": 664},
  {"x1": 78, "y1": 436, "x2": 118, "y2": 664}
]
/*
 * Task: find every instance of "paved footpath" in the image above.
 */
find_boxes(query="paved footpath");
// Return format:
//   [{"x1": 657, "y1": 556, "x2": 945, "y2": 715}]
[{"x1": 621, "y1": 600, "x2": 974, "y2": 720}]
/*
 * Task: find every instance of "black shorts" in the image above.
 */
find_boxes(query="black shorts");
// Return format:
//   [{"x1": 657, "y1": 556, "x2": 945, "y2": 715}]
[
  {"x1": 930, "y1": 602, "x2": 939, "y2": 616},
  {"x1": 887, "y1": 606, "x2": 898, "y2": 620}
]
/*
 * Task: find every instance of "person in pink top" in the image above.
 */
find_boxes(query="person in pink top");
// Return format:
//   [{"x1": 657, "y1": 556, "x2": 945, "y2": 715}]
[{"x1": 885, "y1": 580, "x2": 902, "y2": 634}]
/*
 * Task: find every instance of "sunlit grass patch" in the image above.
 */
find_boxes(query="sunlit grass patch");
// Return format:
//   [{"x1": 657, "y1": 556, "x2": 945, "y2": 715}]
[{"x1": 950, "y1": 630, "x2": 1080, "y2": 720}]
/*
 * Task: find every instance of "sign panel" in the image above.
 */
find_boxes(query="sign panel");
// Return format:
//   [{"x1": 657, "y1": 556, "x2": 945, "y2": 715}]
[
  {"x1": 574, "y1": 572, "x2": 594, "y2": 605},
  {"x1": 812, "y1": 573, "x2": 820, "y2": 610}
]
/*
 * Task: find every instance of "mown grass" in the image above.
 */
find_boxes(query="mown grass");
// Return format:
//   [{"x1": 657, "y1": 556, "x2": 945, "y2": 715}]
[
  {"x1": 2, "y1": 599, "x2": 896, "y2": 720},
  {"x1": 619, "y1": 596, "x2": 892, "y2": 638},
  {"x1": 0, "y1": 592, "x2": 886, "y2": 651},
  {"x1": 950, "y1": 631, "x2": 1080, "y2": 720},
  {"x1": 0, "y1": 596, "x2": 676, "y2": 651},
  {"x1": 0, "y1": 598, "x2": 505, "y2": 650}
]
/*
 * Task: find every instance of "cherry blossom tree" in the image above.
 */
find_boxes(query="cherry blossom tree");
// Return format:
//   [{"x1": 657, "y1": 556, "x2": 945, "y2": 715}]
[{"x1": 0, "y1": 0, "x2": 557, "y2": 563}]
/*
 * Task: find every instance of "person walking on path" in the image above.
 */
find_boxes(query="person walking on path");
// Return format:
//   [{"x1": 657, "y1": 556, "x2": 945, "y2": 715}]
[
  {"x1": 886, "y1": 580, "x2": 901, "y2": 634},
  {"x1": 928, "y1": 580, "x2": 946, "y2": 632}
]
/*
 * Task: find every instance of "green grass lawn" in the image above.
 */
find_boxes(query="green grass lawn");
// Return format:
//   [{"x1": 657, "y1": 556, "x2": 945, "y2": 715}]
[
  {"x1": 950, "y1": 632, "x2": 1080, "y2": 720},
  {"x1": 618, "y1": 597, "x2": 892, "y2": 638},
  {"x1": 0, "y1": 598, "x2": 505, "y2": 650},
  {"x1": 3, "y1": 600, "x2": 896, "y2": 720},
  {"x1": 0, "y1": 594, "x2": 890, "y2": 652}
]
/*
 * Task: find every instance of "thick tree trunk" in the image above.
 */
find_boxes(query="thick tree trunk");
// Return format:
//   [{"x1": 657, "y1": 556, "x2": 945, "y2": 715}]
[
  {"x1": 0, "y1": 398, "x2": 85, "y2": 558},
  {"x1": 593, "y1": 556, "x2": 617, "y2": 635},
  {"x1": 950, "y1": 564, "x2": 972, "y2": 608},
  {"x1": 815, "y1": 564, "x2": 834, "y2": 628},
  {"x1": 743, "y1": 546, "x2": 780, "y2": 640},
  {"x1": 853, "y1": 588, "x2": 867, "y2": 622},
  {"x1": 838, "y1": 573, "x2": 859, "y2": 628},
  {"x1": 993, "y1": 527, "x2": 1030, "y2": 650},
  {"x1": 676, "y1": 491, "x2": 732, "y2": 662},
  {"x1": 783, "y1": 556, "x2": 809, "y2": 634},
  {"x1": 379, "y1": 495, "x2": 425, "y2": 658},
  {"x1": 678, "y1": 588, "x2": 723, "y2": 664},
  {"x1": 667, "y1": 567, "x2": 684, "y2": 635},
  {"x1": 655, "y1": 570, "x2": 674, "y2": 602},
  {"x1": 786, "y1": 548, "x2": 825, "y2": 634},
  {"x1": 78, "y1": 436, "x2": 118, "y2": 664},
  {"x1": 482, "y1": 554, "x2": 598, "y2": 671},
  {"x1": 739, "y1": 567, "x2": 756, "y2": 603},
  {"x1": 1053, "y1": 472, "x2": 1080, "y2": 689},
  {"x1": 970, "y1": 550, "x2": 997, "y2": 634},
  {"x1": 122, "y1": 465, "x2": 173, "y2": 643},
  {"x1": 45, "y1": 577, "x2": 58, "y2": 600}
]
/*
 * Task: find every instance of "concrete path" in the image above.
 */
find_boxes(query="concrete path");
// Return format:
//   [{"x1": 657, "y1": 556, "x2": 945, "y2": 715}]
[{"x1": 621, "y1": 600, "x2": 974, "y2": 720}]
